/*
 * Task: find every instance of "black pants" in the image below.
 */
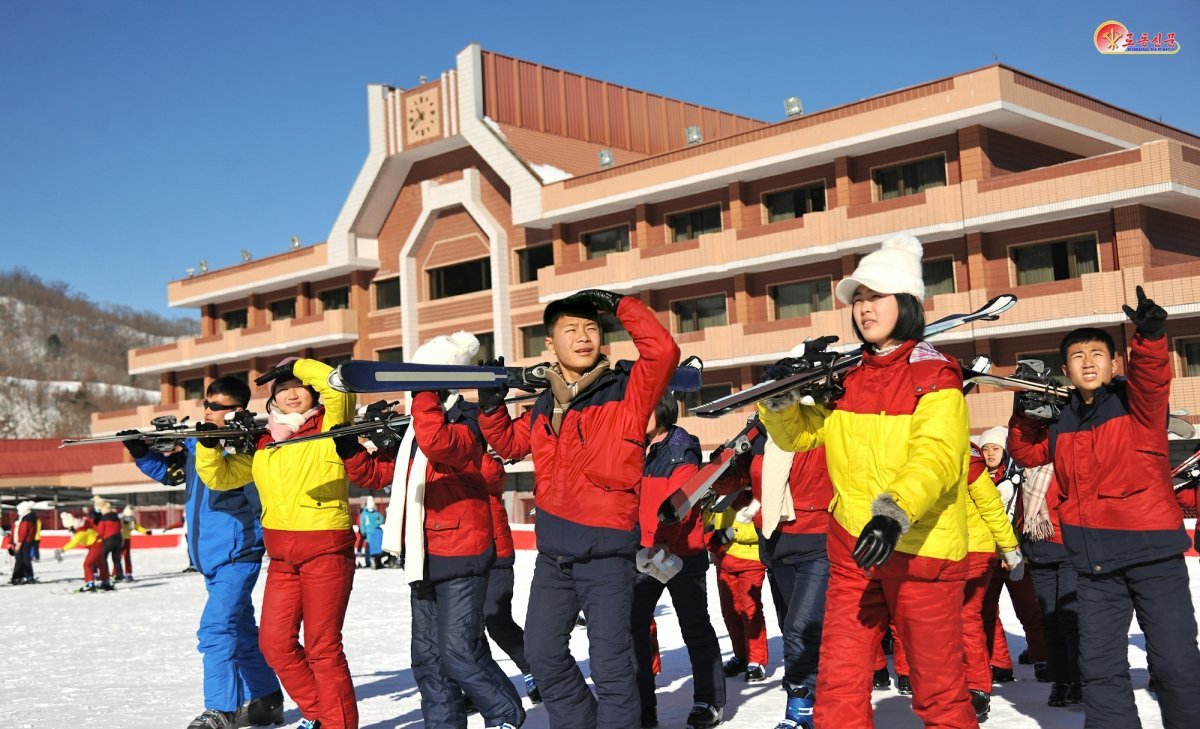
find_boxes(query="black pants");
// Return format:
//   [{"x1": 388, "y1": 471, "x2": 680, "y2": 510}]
[
  {"x1": 1029, "y1": 559, "x2": 1080, "y2": 684},
  {"x1": 103, "y1": 535, "x2": 124, "y2": 579},
  {"x1": 484, "y1": 563, "x2": 531, "y2": 674},
  {"x1": 12, "y1": 543, "x2": 35, "y2": 582},
  {"x1": 630, "y1": 552, "x2": 724, "y2": 710},
  {"x1": 767, "y1": 554, "x2": 829, "y2": 691},
  {"x1": 1076, "y1": 555, "x2": 1200, "y2": 728}
]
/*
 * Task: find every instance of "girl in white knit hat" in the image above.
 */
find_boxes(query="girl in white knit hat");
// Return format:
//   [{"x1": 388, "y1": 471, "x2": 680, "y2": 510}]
[{"x1": 757, "y1": 233, "x2": 979, "y2": 729}]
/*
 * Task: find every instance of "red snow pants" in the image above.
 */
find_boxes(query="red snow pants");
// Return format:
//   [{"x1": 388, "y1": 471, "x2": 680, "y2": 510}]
[
  {"x1": 259, "y1": 529, "x2": 358, "y2": 729},
  {"x1": 715, "y1": 553, "x2": 768, "y2": 666},
  {"x1": 84, "y1": 541, "x2": 108, "y2": 582},
  {"x1": 815, "y1": 523, "x2": 976, "y2": 729},
  {"x1": 962, "y1": 552, "x2": 996, "y2": 693}
]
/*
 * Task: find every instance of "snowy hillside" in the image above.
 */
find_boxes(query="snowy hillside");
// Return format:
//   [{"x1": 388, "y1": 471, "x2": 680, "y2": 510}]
[
  {"x1": 1, "y1": 547, "x2": 1188, "y2": 729},
  {"x1": 0, "y1": 269, "x2": 196, "y2": 438}
]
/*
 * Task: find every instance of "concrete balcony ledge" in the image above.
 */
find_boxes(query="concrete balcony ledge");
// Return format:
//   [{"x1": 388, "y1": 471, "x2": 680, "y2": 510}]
[{"x1": 128, "y1": 309, "x2": 360, "y2": 376}]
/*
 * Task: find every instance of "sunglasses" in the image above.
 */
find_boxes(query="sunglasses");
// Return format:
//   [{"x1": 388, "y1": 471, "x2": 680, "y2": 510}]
[{"x1": 203, "y1": 401, "x2": 240, "y2": 412}]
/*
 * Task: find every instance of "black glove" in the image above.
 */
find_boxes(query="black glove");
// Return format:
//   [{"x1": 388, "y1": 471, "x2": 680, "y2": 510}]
[
  {"x1": 477, "y1": 356, "x2": 509, "y2": 414},
  {"x1": 852, "y1": 515, "x2": 903, "y2": 570},
  {"x1": 759, "y1": 358, "x2": 797, "y2": 384},
  {"x1": 1122, "y1": 285, "x2": 1167, "y2": 339},
  {"x1": 330, "y1": 423, "x2": 364, "y2": 461},
  {"x1": 255, "y1": 362, "x2": 296, "y2": 387},
  {"x1": 568, "y1": 289, "x2": 624, "y2": 313},
  {"x1": 194, "y1": 422, "x2": 221, "y2": 449},
  {"x1": 118, "y1": 430, "x2": 150, "y2": 459},
  {"x1": 797, "y1": 335, "x2": 839, "y2": 364},
  {"x1": 708, "y1": 527, "x2": 735, "y2": 549}
]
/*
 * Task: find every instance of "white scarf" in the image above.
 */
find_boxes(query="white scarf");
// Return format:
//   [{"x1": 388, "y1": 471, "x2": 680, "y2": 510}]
[{"x1": 759, "y1": 436, "x2": 796, "y2": 538}]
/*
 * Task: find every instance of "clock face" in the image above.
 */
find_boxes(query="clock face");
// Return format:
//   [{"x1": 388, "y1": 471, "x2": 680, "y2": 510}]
[{"x1": 405, "y1": 90, "x2": 440, "y2": 143}]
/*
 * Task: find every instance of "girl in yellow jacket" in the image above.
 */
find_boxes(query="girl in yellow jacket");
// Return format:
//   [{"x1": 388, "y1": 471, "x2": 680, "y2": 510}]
[
  {"x1": 197, "y1": 357, "x2": 358, "y2": 729},
  {"x1": 706, "y1": 498, "x2": 769, "y2": 682},
  {"x1": 55, "y1": 512, "x2": 112, "y2": 591},
  {"x1": 758, "y1": 234, "x2": 977, "y2": 729}
]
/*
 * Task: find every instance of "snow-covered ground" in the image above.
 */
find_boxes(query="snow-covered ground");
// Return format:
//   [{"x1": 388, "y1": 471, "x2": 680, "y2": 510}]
[{"x1": 2, "y1": 547, "x2": 1192, "y2": 729}]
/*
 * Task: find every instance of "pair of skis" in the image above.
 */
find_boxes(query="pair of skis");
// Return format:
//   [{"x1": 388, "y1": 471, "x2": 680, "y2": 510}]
[
  {"x1": 61, "y1": 412, "x2": 267, "y2": 448},
  {"x1": 659, "y1": 295, "x2": 1018, "y2": 524}
]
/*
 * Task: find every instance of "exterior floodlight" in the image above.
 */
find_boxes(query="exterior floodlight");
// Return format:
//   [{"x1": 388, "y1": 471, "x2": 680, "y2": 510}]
[
  {"x1": 198, "y1": 260, "x2": 209, "y2": 274},
  {"x1": 685, "y1": 126, "x2": 703, "y2": 145},
  {"x1": 240, "y1": 249, "x2": 253, "y2": 263},
  {"x1": 290, "y1": 236, "x2": 302, "y2": 249},
  {"x1": 784, "y1": 96, "x2": 803, "y2": 118},
  {"x1": 598, "y1": 148, "x2": 614, "y2": 168}
]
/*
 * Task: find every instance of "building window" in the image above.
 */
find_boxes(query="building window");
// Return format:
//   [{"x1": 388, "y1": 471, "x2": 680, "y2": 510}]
[
  {"x1": 181, "y1": 378, "x2": 204, "y2": 401},
  {"x1": 324, "y1": 354, "x2": 352, "y2": 368},
  {"x1": 374, "y1": 277, "x2": 401, "y2": 310},
  {"x1": 222, "y1": 309, "x2": 248, "y2": 331},
  {"x1": 377, "y1": 347, "x2": 404, "y2": 363},
  {"x1": 269, "y1": 298, "x2": 295, "y2": 321},
  {"x1": 764, "y1": 184, "x2": 826, "y2": 223},
  {"x1": 673, "y1": 294, "x2": 728, "y2": 334},
  {"x1": 668, "y1": 206, "x2": 722, "y2": 242},
  {"x1": 923, "y1": 258, "x2": 956, "y2": 296},
  {"x1": 225, "y1": 371, "x2": 249, "y2": 386},
  {"x1": 1013, "y1": 237, "x2": 1098, "y2": 286},
  {"x1": 680, "y1": 384, "x2": 734, "y2": 415},
  {"x1": 518, "y1": 244, "x2": 555, "y2": 282},
  {"x1": 429, "y1": 258, "x2": 491, "y2": 299},
  {"x1": 520, "y1": 324, "x2": 548, "y2": 358},
  {"x1": 582, "y1": 226, "x2": 630, "y2": 260},
  {"x1": 874, "y1": 156, "x2": 946, "y2": 200},
  {"x1": 1181, "y1": 338, "x2": 1200, "y2": 377},
  {"x1": 599, "y1": 313, "x2": 631, "y2": 345},
  {"x1": 319, "y1": 287, "x2": 350, "y2": 311},
  {"x1": 476, "y1": 333, "x2": 495, "y2": 363},
  {"x1": 1016, "y1": 350, "x2": 1068, "y2": 386},
  {"x1": 771, "y1": 278, "x2": 833, "y2": 320}
]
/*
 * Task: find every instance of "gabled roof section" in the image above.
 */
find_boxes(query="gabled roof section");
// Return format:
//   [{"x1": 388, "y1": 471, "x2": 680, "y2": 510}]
[
  {"x1": 0, "y1": 439, "x2": 124, "y2": 479},
  {"x1": 480, "y1": 50, "x2": 767, "y2": 176}
]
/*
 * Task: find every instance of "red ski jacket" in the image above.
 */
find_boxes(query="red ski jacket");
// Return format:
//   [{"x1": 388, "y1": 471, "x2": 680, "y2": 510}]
[
  {"x1": 1008, "y1": 334, "x2": 1189, "y2": 574},
  {"x1": 639, "y1": 426, "x2": 705, "y2": 555},
  {"x1": 346, "y1": 392, "x2": 495, "y2": 580},
  {"x1": 16, "y1": 513, "x2": 37, "y2": 544},
  {"x1": 93, "y1": 512, "x2": 122, "y2": 540},
  {"x1": 483, "y1": 454, "x2": 515, "y2": 562},
  {"x1": 480, "y1": 296, "x2": 680, "y2": 560}
]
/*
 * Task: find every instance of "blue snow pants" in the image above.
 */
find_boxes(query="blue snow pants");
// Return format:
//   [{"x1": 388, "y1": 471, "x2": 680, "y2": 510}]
[{"x1": 199, "y1": 559, "x2": 280, "y2": 712}]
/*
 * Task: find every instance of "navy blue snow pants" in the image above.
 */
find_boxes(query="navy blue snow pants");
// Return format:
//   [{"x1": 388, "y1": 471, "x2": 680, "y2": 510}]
[
  {"x1": 1029, "y1": 558, "x2": 1080, "y2": 685},
  {"x1": 411, "y1": 573, "x2": 524, "y2": 729},
  {"x1": 525, "y1": 552, "x2": 639, "y2": 729},
  {"x1": 767, "y1": 554, "x2": 829, "y2": 692},
  {"x1": 1076, "y1": 554, "x2": 1200, "y2": 728}
]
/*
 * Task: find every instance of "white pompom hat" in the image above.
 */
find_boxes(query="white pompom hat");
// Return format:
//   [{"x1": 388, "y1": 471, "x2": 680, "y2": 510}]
[
  {"x1": 835, "y1": 233, "x2": 926, "y2": 305},
  {"x1": 978, "y1": 426, "x2": 1008, "y2": 450},
  {"x1": 411, "y1": 331, "x2": 480, "y2": 367}
]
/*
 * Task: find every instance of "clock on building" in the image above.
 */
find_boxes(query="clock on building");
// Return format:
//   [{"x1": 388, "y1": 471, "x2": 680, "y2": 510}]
[{"x1": 404, "y1": 88, "x2": 441, "y2": 144}]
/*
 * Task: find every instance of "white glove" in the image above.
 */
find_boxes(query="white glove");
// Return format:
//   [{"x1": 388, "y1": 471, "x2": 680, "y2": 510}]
[
  {"x1": 54, "y1": 549, "x2": 64, "y2": 563},
  {"x1": 735, "y1": 499, "x2": 761, "y2": 524},
  {"x1": 1002, "y1": 549, "x2": 1025, "y2": 582},
  {"x1": 636, "y1": 546, "x2": 682, "y2": 584}
]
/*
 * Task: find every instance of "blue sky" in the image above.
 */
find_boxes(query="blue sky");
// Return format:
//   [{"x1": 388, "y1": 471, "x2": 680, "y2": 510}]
[{"x1": 2, "y1": 1, "x2": 1197, "y2": 319}]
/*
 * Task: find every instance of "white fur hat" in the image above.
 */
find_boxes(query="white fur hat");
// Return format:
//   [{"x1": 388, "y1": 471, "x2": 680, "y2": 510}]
[
  {"x1": 122, "y1": 505, "x2": 134, "y2": 518},
  {"x1": 365, "y1": 495, "x2": 376, "y2": 511},
  {"x1": 16, "y1": 501, "x2": 33, "y2": 518},
  {"x1": 411, "y1": 331, "x2": 481, "y2": 367},
  {"x1": 60, "y1": 512, "x2": 78, "y2": 529},
  {"x1": 978, "y1": 426, "x2": 1008, "y2": 450},
  {"x1": 835, "y1": 233, "x2": 926, "y2": 305}
]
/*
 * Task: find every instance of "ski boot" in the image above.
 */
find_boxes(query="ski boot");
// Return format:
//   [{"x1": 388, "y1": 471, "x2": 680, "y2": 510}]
[
  {"x1": 896, "y1": 674, "x2": 912, "y2": 696},
  {"x1": 1017, "y1": 648, "x2": 1032, "y2": 665},
  {"x1": 686, "y1": 703, "x2": 722, "y2": 729},
  {"x1": 639, "y1": 706, "x2": 658, "y2": 728},
  {"x1": 99, "y1": 580, "x2": 115, "y2": 591},
  {"x1": 523, "y1": 673, "x2": 541, "y2": 704},
  {"x1": 991, "y1": 665, "x2": 1014, "y2": 683},
  {"x1": 745, "y1": 662, "x2": 767, "y2": 682},
  {"x1": 78, "y1": 581, "x2": 97, "y2": 593},
  {"x1": 297, "y1": 721, "x2": 321, "y2": 729},
  {"x1": 774, "y1": 685, "x2": 814, "y2": 729},
  {"x1": 969, "y1": 689, "x2": 990, "y2": 721},
  {"x1": 1066, "y1": 682, "x2": 1082, "y2": 704},
  {"x1": 242, "y1": 689, "x2": 285, "y2": 726},
  {"x1": 1047, "y1": 682, "x2": 1070, "y2": 707},
  {"x1": 1033, "y1": 661, "x2": 1049, "y2": 682},
  {"x1": 872, "y1": 667, "x2": 891, "y2": 690},
  {"x1": 186, "y1": 709, "x2": 238, "y2": 729},
  {"x1": 722, "y1": 656, "x2": 748, "y2": 677}
]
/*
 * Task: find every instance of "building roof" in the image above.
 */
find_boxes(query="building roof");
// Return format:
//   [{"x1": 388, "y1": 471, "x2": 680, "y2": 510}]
[{"x1": 0, "y1": 438, "x2": 125, "y2": 481}]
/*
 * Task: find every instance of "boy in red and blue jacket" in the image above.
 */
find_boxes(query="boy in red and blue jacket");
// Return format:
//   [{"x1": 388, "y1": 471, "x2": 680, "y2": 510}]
[
  {"x1": 478, "y1": 289, "x2": 680, "y2": 729},
  {"x1": 1007, "y1": 287, "x2": 1200, "y2": 728},
  {"x1": 632, "y1": 394, "x2": 724, "y2": 729}
]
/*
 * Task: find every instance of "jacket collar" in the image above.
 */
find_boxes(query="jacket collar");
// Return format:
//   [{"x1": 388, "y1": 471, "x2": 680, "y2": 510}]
[{"x1": 860, "y1": 339, "x2": 918, "y2": 368}]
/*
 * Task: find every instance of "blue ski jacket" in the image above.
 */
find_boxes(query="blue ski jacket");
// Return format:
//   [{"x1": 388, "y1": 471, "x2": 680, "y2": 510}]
[{"x1": 136, "y1": 439, "x2": 265, "y2": 576}]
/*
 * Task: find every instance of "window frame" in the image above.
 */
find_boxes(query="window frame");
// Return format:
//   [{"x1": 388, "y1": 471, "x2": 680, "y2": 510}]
[
  {"x1": 181, "y1": 377, "x2": 205, "y2": 401},
  {"x1": 519, "y1": 323, "x2": 548, "y2": 359},
  {"x1": 516, "y1": 244, "x2": 556, "y2": 282},
  {"x1": 870, "y1": 153, "x2": 948, "y2": 202},
  {"x1": 1014, "y1": 349, "x2": 1070, "y2": 386},
  {"x1": 375, "y1": 346, "x2": 404, "y2": 363},
  {"x1": 768, "y1": 275, "x2": 835, "y2": 321},
  {"x1": 665, "y1": 204, "x2": 723, "y2": 243},
  {"x1": 374, "y1": 277, "x2": 401, "y2": 310},
  {"x1": 267, "y1": 297, "x2": 296, "y2": 322},
  {"x1": 670, "y1": 293, "x2": 729, "y2": 334},
  {"x1": 579, "y1": 224, "x2": 631, "y2": 260},
  {"x1": 1008, "y1": 233, "x2": 1101, "y2": 287},
  {"x1": 1176, "y1": 335, "x2": 1200, "y2": 378},
  {"x1": 221, "y1": 308, "x2": 248, "y2": 331},
  {"x1": 427, "y1": 257, "x2": 493, "y2": 300},
  {"x1": 317, "y1": 286, "x2": 351, "y2": 312},
  {"x1": 761, "y1": 181, "x2": 827, "y2": 224},
  {"x1": 922, "y1": 255, "x2": 957, "y2": 297}
]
